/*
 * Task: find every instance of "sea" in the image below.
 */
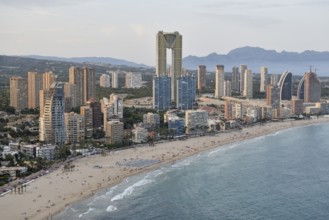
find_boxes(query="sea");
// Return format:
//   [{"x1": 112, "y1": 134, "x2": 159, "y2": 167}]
[{"x1": 55, "y1": 123, "x2": 329, "y2": 220}]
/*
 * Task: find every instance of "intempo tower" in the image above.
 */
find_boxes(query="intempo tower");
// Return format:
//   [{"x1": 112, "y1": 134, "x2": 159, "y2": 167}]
[{"x1": 156, "y1": 31, "x2": 182, "y2": 103}]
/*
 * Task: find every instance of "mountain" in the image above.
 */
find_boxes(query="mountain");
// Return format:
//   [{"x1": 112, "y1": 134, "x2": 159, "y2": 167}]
[
  {"x1": 0, "y1": 55, "x2": 147, "y2": 83},
  {"x1": 183, "y1": 46, "x2": 329, "y2": 75},
  {"x1": 23, "y1": 55, "x2": 149, "y2": 68}
]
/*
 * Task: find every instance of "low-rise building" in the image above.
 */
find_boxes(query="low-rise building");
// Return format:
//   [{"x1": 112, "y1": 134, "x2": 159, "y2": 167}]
[
  {"x1": 143, "y1": 113, "x2": 160, "y2": 128},
  {"x1": 20, "y1": 144, "x2": 56, "y2": 160},
  {"x1": 291, "y1": 98, "x2": 304, "y2": 115},
  {"x1": 168, "y1": 116, "x2": 185, "y2": 137},
  {"x1": 305, "y1": 106, "x2": 320, "y2": 115},
  {"x1": 105, "y1": 120, "x2": 124, "y2": 144},
  {"x1": 185, "y1": 109, "x2": 208, "y2": 134},
  {"x1": 36, "y1": 144, "x2": 56, "y2": 160},
  {"x1": 65, "y1": 112, "x2": 85, "y2": 144},
  {"x1": 132, "y1": 125, "x2": 148, "y2": 143}
]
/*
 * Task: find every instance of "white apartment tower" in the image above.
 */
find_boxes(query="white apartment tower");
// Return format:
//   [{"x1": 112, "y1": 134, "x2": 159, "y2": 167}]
[
  {"x1": 125, "y1": 72, "x2": 142, "y2": 88},
  {"x1": 198, "y1": 65, "x2": 207, "y2": 91},
  {"x1": 224, "y1": 80, "x2": 232, "y2": 97},
  {"x1": 231, "y1": 66, "x2": 239, "y2": 92},
  {"x1": 10, "y1": 76, "x2": 27, "y2": 111},
  {"x1": 260, "y1": 66, "x2": 268, "y2": 92},
  {"x1": 65, "y1": 112, "x2": 85, "y2": 144},
  {"x1": 240, "y1": 64, "x2": 247, "y2": 94},
  {"x1": 215, "y1": 65, "x2": 224, "y2": 98},
  {"x1": 28, "y1": 71, "x2": 43, "y2": 109},
  {"x1": 111, "y1": 71, "x2": 118, "y2": 88},
  {"x1": 43, "y1": 71, "x2": 55, "y2": 90},
  {"x1": 100, "y1": 74, "x2": 111, "y2": 88},
  {"x1": 101, "y1": 94, "x2": 123, "y2": 128},
  {"x1": 243, "y1": 70, "x2": 253, "y2": 98}
]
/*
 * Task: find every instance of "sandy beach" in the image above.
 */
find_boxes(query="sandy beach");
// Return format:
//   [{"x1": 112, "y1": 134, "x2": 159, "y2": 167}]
[{"x1": 1, "y1": 117, "x2": 329, "y2": 220}]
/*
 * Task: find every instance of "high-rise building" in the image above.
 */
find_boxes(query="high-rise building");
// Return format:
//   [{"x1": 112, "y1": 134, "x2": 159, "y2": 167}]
[
  {"x1": 260, "y1": 66, "x2": 268, "y2": 92},
  {"x1": 105, "y1": 120, "x2": 123, "y2": 144},
  {"x1": 63, "y1": 82, "x2": 77, "y2": 109},
  {"x1": 111, "y1": 71, "x2": 118, "y2": 88},
  {"x1": 231, "y1": 66, "x2": 239, "y2": 93},
  {"x1": 125, "y1": 72, "x2": 142, "y2": 88},
  {"x1": 43, "y1": 71, "x2": 55, "y2": 90},
  {"x1": 224, "y1": 100, "x2": 232, "y2": 120},
  {"x1": 100, "y1": 74, "x2": 111, "y2": 88},
  {"x1": 243, "y1": 70, "x2": 253, "y2": 98},
  {"x1": 83, "y1": 66, "x2": 96, "y2": 103},
  {"x1": 278, "y1": 71, "x2": 292, "y2": 101},
  {"x1": 69, "y1": 66, "x2": 84, "y2": 106},
  {"x1": 240, "y1": 64, "x2": 247, "y2": 94},
  {"x1": 225, "y1": 100, "x2": 242, "y2": 120},
  {"x1": 80, "y1": 106, "x2": 93, "y2": 138},
  {"x1": 215, "y1": 65, "x2": 224, "y2": 98},
  {"x1": 297, "y1": 75, "x2": 305, "y2": 100},
  {"x1": 291, "y1": 98, "x2": 304, "y2": 115},
  {"x1": 156, "y1": 31, "x2": 182, "y2": 103},
  {"x1": 86, "y1": 101, "x2": 102, "y2": 129},
  {"x1": 224, "y1": 80, "x2": 232, "y2": 97},
  {"x1": 101, "y1": 95, "x2": 123, "y2": 128},
  {"x1": 39, "y1": 82, "x2": 66, "y2": 145},
  {"x1": 185, "y1": 110, "x2": 208, "y2": 134},
  {"x1": 109, "y1": 94, "x2": 123, "y2": 119},
  {"x1": 28, "y1": 72, "x2": 43, "y2": 109},
  {"x1": 153, "y1": 75, "x2": 171, "y2": 110},
  {"x1": 65, "y1": 112, "x2": 85, "y2": 144},
  {"x1": 270, "y1": 74, "x2": 278, "y2": 86},
  {"x1": 304, "y1": 71, "x2": 321, "y2": 103},
  {"x1": 69, "y1": 66, "x2": 95, "y2": 105},
  {"x1": 266, "y1": 85, "x2": 280, "y2": 108},
  {"x1": 102, "y1": 99, "x2": 114, "y2": 128},
  {"x1": 39, "y1": 89, "x2": 51, "y2": 117},
  {"x1": 10, "y1": 76, "x2": 27, "y2": 111},
  {"x1": 197, "y1": 65, "x2": 206, "y2": 91},
  {"x1": 177, "y1": 74, "x2": 196, "y2": 110}
]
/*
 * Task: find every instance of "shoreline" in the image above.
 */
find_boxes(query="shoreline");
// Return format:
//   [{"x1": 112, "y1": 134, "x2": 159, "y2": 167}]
[{"x1": 1, "y1": 118, "x2": 329, "y2": 220}]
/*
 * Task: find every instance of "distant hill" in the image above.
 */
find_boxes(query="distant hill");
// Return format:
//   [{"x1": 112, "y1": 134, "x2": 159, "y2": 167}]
[
  {"x1": 183, "y1": 46, "x2": 329, "y2": 75},
  {"x1": 0, "y1": 55, "x2": 154, "y2": 86},
  {"x1": 23, "y1": 55, "x2": 149, "y2": 68}
]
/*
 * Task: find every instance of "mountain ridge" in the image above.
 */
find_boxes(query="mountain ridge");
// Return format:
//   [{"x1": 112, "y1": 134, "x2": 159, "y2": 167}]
[
  {"x1": 22, "y1": 55, "x2": 149, "y2": 68},
  {"x1": 3, "y1": 46, "x2": 329, "y2": 75},
  {"x1": 183, "y1": 46, "x2": 329, "y2": 75}
]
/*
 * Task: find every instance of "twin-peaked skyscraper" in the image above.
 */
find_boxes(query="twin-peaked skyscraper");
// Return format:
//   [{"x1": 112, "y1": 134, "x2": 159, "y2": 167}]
[{"x1": 153, "y1": 31, "x2": 196, "y2": 110}]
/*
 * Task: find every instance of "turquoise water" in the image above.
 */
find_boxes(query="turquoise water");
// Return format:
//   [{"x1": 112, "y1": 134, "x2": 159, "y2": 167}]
[{"x1": 55, "y1": 123, "x2": 329, "y2": 220}]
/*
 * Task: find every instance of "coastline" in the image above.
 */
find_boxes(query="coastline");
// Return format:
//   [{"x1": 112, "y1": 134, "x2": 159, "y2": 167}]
[{"x1": 1, "y1": 118, "x2": 329, "y2": 220}]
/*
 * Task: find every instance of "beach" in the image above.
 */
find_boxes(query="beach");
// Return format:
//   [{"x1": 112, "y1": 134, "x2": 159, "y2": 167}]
[{"x1": 1, "y1": 118, "x2": 329, "y2": 220}]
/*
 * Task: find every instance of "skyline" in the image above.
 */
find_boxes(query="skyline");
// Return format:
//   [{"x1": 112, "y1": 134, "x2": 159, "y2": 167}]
[{"x1": 1, "y1": 0, "x2": 329, "y2": 66}]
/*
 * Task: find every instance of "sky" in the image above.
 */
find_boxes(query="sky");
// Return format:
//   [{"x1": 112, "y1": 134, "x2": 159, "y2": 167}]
[{"x1": 1, "y1": 0, "x2": 329, "y2": 66}]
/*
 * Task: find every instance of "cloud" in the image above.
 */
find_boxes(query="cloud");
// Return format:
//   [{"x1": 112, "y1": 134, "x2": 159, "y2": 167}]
[
  {"x1": 201, "y1": 1, "x2": 289, "y2": 10},
  {"x1": 129, "y1": 24, "x2": 146, "y2": 37},
  {"x1": 198, "y1": 12, "x2": 281, "y2": 28},
  {"x1": 101, "y1": 27, "x2": 117, "y2": 35},
  {"x1": 0, "y1": 0, "x2": 92, "y2": 8},
  {"x1": 201, "y1": 0, "x2": 329, "y2": 10},
  {"x1": 29, "y1": 8, "x2": 62, "y2": 17}
]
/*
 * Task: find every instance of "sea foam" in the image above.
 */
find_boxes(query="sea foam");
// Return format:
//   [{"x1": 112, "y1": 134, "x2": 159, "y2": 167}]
[
  {"x1": 106, "y1": 205, "x2": 117, "y2": 212},
  {"x1": 78, "y1": 207, "x2": 95, "y2": 218},
  {"x1": 111, "y1": 178, "x2": 154, "y2": 202}
]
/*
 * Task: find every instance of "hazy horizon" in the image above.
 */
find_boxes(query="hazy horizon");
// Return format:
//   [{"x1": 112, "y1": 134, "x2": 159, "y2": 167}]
[{"x1": 1, "y1": 0, "x2": 329, "y2": 66}]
